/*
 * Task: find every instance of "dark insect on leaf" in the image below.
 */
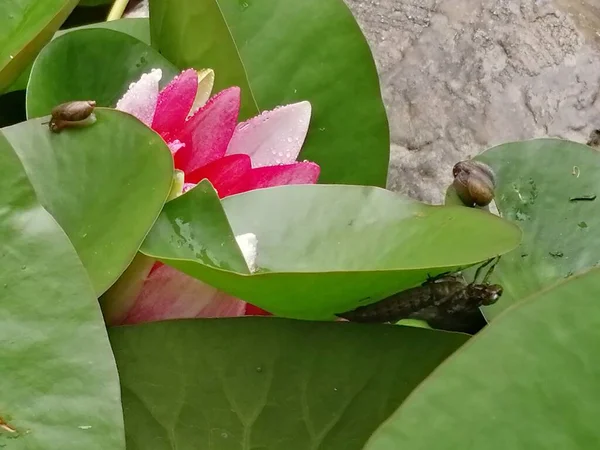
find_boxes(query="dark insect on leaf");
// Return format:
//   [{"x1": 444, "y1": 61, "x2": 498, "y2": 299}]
[{"x1": 336, "y1": 257, "x2": 503, "y2": 330}]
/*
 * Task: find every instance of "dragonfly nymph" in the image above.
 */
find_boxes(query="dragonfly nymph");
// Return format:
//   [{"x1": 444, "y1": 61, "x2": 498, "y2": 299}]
[{"x1": 336, "y1": 257, "x2": 503, "y2": 328}]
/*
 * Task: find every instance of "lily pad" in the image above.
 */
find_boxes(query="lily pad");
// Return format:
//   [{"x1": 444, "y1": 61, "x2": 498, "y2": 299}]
[
  {"x1": 365, "y1": 266, "x2": 600, "y2": 450},
  {"x1": 0, "y1": 0, "x2": 77, "y2": 93},
  {"x1": 0, "y1": 133, "x2": 124, "y2": 449},
  {"x1": 26, "y1": 27, "x2": 177, "y2": 118},
  {"x1": 2, "y1": 108, "x2": 173, "y2": 295},
  {"x1": 7, "y1": 18, "x2": 150, "y2": 93},
  {"x1": 448, "y1": 139, "x2": 600, "y2": 320},
  {"x1": 110, "y1": 318, "x2": 468, "y2": 450},
  {"x1": 141, "y1": 181, "x2": 522, "y2": 320},
  {"x1": 150, "y1": 0, "x2": 390, "y2": 187}
]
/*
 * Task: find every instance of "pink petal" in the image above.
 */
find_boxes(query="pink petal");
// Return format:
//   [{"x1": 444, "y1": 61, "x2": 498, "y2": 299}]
[
  {"x1": 187, "y1": 154, "x2": 255, "y2": 198},
  {"x1": 121, "y1": 264, "x2": 246, "y2": 324},
  {"x1": 250, "y1": 161, "x2": 321, "y2": 189},
  {"x1": 182, "y1": 182, "x2": 196, "y2": 193},
  {"x1": 245, "y1": 303, "x2": 272, "y2": 316},
  {"x1": 226, "y1": 101, "x2": 312, "y2": 167},
  {"x1": 174, "y1": 87, "x2": 241, "y2": 174},
  {"x1": 152, "y1": 69, "x2": 198, "y2": 142},
  {"x1": 167, "y1": 139, "x2": 185, "y2": 155},
  {"x1": 115, "y1": 68, "x2": 162, "y2": 126}
]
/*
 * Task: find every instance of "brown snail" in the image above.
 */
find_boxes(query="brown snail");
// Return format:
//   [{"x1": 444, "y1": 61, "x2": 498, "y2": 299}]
[
  {"x1": 587, "y1": 129, "x2": 600, "y2": 148},
  {"x1": 452, "y1": 160, "x2": 496, "y2": 207},
  {"x1": 48, "y1": 100, "x2": 97, "y2": 132}
]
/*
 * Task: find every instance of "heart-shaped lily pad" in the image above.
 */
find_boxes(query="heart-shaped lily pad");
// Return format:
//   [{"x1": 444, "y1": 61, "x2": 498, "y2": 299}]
[
  {"x1": 0, "y1": 0, "x2": 77, "y2": 93},
  {"x1": 26, "y1": 27, "x2": 178, "y2": 118},
  {"x1": 365, "y1": 266, "x2": 600, "y2": 449},
  {"x1": 141, "y1": 181, "x2": 522, "y2": 320},
  {"x1": 110, "y1": 318, "x2": 468, "y2": 450},
  {"x1": 1, "y1": 109, "x2": 173, "y2": 295},
  {"x1": 447, "y1": 139, "x2": 600, "y2": 320}
]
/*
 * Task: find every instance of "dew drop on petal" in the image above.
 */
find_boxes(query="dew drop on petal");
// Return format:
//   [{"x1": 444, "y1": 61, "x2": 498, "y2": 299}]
[{"x1": 116, "y1": 68, "x2": 163, "y2": 126}]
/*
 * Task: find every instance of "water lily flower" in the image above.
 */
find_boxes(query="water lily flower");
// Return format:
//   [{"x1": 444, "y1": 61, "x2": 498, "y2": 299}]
[
  {"x1": 116, "y1": 68, "x2": 319, "y2": 197},
  {"x1": 102, "y1": 68, "x2": 319, "y2": 324}
]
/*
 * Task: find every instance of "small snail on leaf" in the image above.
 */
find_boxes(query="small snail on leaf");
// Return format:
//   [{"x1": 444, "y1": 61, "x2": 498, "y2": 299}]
[
  {"x1": 587, "y1": 129, "x2": 600, "y2": 149},
  {"x1": 452, "y1": 160, "x2": 496, "y2": 207},
  {"x1": 46, "y1": 100, "x2": 97, "y2": 133}
]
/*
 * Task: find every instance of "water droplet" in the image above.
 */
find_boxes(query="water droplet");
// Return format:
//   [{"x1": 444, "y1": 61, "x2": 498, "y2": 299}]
[
  {"x1": 3, "y1": 284, "x2": 7, "y2": 289},
  {"x1": 333, "y1": 388, "x2": 338, "y2": 392},
  {"x1": 286, "y1": 137, "x2": 293, "y2": 143},
  {"x1": 256, "y1": 366, "x2": 263, "y2": 373},
  {"x1": 241, "y1": 1, "x2": 249, "y2": 9},
  {"x1": 21, "y1": 265, "x2": 26, "y2": 270},
  {"x1": 221, "y1": 432, "x2": 229, "y2": 439}
]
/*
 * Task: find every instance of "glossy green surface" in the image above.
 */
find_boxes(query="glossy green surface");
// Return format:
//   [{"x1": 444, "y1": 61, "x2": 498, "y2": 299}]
[
  {"x1": 2, "y1": 109, "x2": 173, "y2": 294},
  {"x1": 451, "y1": 139, "x2": 600, "y2": 320},
  {"x1": 26, "y1": 27, "x2": 177, "y2": 118},
  {"x1": 0, "y1": 0, "x2": 77, "y2": 93},
  {"x1": 0, "y1": 133, "x2": 124, "y2": 449},
  {"x1": 110, "y1": 318, "x2": 468, "y2": 450},
  {"x1": 366, "y1": 267, "x2": 600, "y2": 449},
  {"x1": 142, "y1": 181, "x2": 522, "y2": 320},
  {"x1": 7, "y1": 18, "x2": 150, "y2": 93}
]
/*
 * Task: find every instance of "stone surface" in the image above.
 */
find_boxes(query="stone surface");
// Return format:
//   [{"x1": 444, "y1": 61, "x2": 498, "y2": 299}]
[
  {"x1": 126, "y1": 0, "x2": 600, "y2": 204},
  {"x1": 345, "y1": 0, "x2": 600, "y2": 203}
]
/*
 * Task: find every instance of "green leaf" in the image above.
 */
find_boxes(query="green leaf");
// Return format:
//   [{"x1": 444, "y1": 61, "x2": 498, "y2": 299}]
[
  {"x1": 449, "y1": 139, "x2": 600, "y2": 320},
  {"x1": 78, "y1": 0, "x2": 112, "y2": 5},
  {"x1": 7, "y1": 18, "x2": 150, "y2": 93},
  {"x1": 0, "y1": 133, "x2": 124, "y2": 449},
  {"x1": 141, "y1": 181, "x2": 522, "y2": 320},
  {"x1": 365, "y1": 267, "x2": 600, "y2": 450},
  {"x1": 110, "y1": 318, "x2": 468, "y2": 450},
  {"x1": 150, "y1": 0, "x2": 390, "y2": 187},
  {"x1": 61, "y1": 17, "x2": 150, "y2": 43},
  {"x1": 0, "y1": 0, "x2": 78, "y2": 93},
  {"x1": 1, "y1": 109, "x2": 173, "y2": 295},
  {"x1": 26, "y1": 27, "x2": 177, "y2": 118}
]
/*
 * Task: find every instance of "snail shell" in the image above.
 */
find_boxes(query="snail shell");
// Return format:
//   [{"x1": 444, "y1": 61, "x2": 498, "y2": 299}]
[
  {"x1": 587, "y1": 129, "x2": 600, "y2": 148},
  {"x1": 452, "y1": 160, "x2": 496, "y2": 207},
  {"x1": 49, "y1": 100, "x2": 97, "y2": 132}
]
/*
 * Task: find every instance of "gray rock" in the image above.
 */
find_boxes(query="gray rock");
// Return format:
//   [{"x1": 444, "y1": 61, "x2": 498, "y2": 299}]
[
  {"x1": 345, "y1": 0, "x2": 600, "y2": 203},
  {"x1": 126, "y1": 0, "x2": 600, "y2": 204}
]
